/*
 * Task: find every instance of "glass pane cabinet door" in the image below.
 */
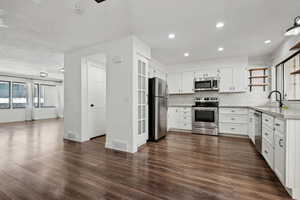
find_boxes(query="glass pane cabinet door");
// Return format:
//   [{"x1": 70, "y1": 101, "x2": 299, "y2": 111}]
[{"x1": 137, "y1": 55, "x2": 148, "y2": 145}]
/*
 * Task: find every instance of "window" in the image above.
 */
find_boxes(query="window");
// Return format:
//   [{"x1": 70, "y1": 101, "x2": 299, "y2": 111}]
[
  {"x1": 0, "y1": 81, "x2": 10, "y2": 109},
  {"x1": 40, "y1": 84, "x2": 57, "y2": 108},
  {"x1": 275, "y1": 51, "x2": 300, "y2": 100},
  {"x1": 33, "y1": 83, "x2": 39, "y2": 108},
  {"x1": 12, "y1": 82, "x2": 28, "y2": 108}
]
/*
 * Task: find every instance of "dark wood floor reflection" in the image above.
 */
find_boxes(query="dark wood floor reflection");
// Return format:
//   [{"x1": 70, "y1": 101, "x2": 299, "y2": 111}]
[{"x1": 0, "y1": 119, "x2": 292, "y2": 200}]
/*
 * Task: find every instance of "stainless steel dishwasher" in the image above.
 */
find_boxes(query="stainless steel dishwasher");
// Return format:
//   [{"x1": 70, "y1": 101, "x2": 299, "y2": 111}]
[{"x1": 254, "y1": 111, "x2": 262, "y2": 153}]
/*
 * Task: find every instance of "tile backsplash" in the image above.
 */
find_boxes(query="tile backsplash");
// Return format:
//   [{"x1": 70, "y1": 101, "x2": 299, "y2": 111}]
[{"x1": 169, "y1": 91, "x2": 269, "y2": 107}]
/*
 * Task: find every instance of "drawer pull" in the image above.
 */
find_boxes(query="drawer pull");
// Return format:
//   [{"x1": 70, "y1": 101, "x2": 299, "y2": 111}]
[
  {"x1": 279, "y1": 139, "x2": 284, "y2": 147},
  {"x1": 265, "y1": 119, "x2": 269, "y2": 122},
  {"x1": 264, "y1": 132, "x2": 269, "y2": 136},
  {"x1": 231, "y1": 118, "x2": 235, "y2": 120},
  {"x1": 275, "y1": 123, "x2": 280, "y2": 127},
  {"x1": 231, "y1": 128, "x2": 236, "y2": 130}
]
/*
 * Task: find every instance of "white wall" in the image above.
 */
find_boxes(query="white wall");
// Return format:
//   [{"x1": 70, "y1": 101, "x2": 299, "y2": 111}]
[
  {"x1": 166, "y1": 56, "x2": 269, "y2": 107},
  {"x1": 64, "y1": 35, "x2": 151, "y2": 153},
  {"x1": 0, "y1": 75, "x2": 63, "y2": 123}
]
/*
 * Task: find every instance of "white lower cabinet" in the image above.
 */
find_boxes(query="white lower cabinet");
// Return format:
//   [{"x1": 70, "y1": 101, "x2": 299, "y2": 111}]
[
  {"x1": 262, "y1": 113, "x2": 275, "y2": 169},
  {"x1": 274, "y1": 129, "x2": 286, "y2": 185},
  {"x1": 167, "y1": 107, "x2": 192, "y2": 131},
  {"x1": 248, "y1": 110, "x2": 255, "y2": 144},
  {"x1": 261, "y1": 114, "x2": 286, "y2": 186},
  {"x1": 219, "y1": 107, "x2": 249, "y2": 136},
  {"x1": 262, "y1": 139, "x2": 274, "y2": 169}
]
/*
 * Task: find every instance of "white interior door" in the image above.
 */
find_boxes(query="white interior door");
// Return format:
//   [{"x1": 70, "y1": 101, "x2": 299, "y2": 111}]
[
  {"x1": 137, "y1": 55, "x2": 148, "y2": 146},
  {"x1": 88, "y1": 65, "x2": 106, "y2": 139}
]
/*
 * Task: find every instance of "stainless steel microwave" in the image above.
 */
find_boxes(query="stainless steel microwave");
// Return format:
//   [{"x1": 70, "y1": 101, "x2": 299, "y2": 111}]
[{"x1": 194, "y1": 77, "x2": 219, "y2": 91}]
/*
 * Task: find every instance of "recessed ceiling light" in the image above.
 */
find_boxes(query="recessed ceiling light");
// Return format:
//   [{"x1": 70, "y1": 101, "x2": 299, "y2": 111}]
[
  {"x1": 264, "y1": 40, "x2": 271, "y2": 44},
  {"x1": 218, "y1": 47, "x2": 224, "y2": 52},
  {"x1": 184, "y1": 52, "x2": 190, "y2": 57},
  {"x1": 168, "y1": 33, "x2": 175, "y2": 39},
  {"x1": 216, "y1": 22, "x2": 224, "y2": 28},
  {"x1": 40, "y1": 72, "x2": 48, "y2": 78}
]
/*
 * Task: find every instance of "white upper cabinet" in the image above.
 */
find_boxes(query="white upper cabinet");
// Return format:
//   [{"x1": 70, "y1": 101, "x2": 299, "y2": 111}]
[
  {"x1": 233, "y1": 67, "x2": 247, "y2": 92},
  {"x1": 168, "y1": 72, "x2": 195, "y2": 94},
  {"x1": 194, "y1": 69, "x2": 218, "y2": 78},
  {"x1": 219, "y1": 67, "x2": 246, "y2": 93},
  {"x1": 219, "y1": 68, "x2": 233, "y2": 93},
  {"x1": 181, "y1": 72, "x2": 195, "y2": 94},
  {"x1": 168, "y1": 73, "x2": 182, "y2": 94}
]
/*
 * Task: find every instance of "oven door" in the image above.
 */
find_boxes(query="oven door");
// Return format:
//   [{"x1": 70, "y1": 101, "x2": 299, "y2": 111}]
[
  {"x1": 194, "y1": 80, "x2": 212, "y2": 91},
  {"x1": 192, "y1": 107, "x2": 218, "y2": 129}
]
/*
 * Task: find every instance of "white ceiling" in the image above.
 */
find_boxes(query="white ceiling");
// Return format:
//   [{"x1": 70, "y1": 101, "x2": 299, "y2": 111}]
[{"x1": 0, "y1": 0, "x2": 299, "y2": 71}]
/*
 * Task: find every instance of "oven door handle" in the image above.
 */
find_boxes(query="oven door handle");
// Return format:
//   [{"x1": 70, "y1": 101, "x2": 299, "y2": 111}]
[{"x1": 193, "y1": 107, "x2": 218, "y2": 111}]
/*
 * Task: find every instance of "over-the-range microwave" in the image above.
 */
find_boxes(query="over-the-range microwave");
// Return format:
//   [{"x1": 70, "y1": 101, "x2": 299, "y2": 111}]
[{"x1": 194, "y1": 77, "x2": 219, "y2": 91}]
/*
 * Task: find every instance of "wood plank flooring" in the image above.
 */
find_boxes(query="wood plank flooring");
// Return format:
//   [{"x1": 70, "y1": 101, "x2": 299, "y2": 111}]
[{"x1": 0, "y1": 119, "x2": 292, "y2": 200}]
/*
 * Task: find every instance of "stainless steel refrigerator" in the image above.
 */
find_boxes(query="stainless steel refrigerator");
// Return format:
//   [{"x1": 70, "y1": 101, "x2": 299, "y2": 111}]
[{"x1": 148, "y1": 78, "x2": 168, "y2": 141}]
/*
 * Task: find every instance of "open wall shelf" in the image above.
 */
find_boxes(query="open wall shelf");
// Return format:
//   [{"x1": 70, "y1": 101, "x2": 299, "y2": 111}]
[
  {"x1": 248, "y1": 67, "x2": 269, "y2": 92},
  {"x1": 290, "y1": 69, "x2": 300, "y2": 75},
  {"x1": 249, "y1": 75, "x2": 269, "y2": 79}
]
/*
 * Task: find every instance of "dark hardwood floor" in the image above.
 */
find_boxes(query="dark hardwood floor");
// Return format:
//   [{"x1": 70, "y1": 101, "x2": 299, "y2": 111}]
[{"x1": 0, "y1": 119, "x2": 292, "y2": 200}]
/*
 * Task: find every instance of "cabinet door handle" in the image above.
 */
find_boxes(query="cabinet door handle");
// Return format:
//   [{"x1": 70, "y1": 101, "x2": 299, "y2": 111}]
[
  {"x1": 279, "y1": 139, "x2": 284, "y2": 148},
  {"x1": 265, "y1": 119, "x2": 269, "y2": 122},
  {"x1": 264, "y1": 132, "x2": 268, "y2": 136}
]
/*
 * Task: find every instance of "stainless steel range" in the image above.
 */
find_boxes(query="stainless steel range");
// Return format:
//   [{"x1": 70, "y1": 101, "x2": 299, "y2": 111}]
[{"x1": 192, "y1": 97, "x2": 219, "y2": 136}]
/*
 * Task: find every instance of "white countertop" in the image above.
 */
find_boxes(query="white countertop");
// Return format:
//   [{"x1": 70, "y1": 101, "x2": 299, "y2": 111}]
[
  {"x1": 169, "y1": 104, "x2": 300, "y2": 119},
  {"x1": 220, "y1": 105, "x2": 300, "y2": 120}
]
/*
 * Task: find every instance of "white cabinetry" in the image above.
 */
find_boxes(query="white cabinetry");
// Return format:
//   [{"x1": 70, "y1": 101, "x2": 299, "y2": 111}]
[
  {"x1": 168, "y1": 73, "x2": 182, "y2": 94},
  {"x1": 219, "y1": 67, "x2": 246, "y2": 93},
  {"x1": 262, "y1": 113, "x2": 275, "y2": 169},
  {"x1": 167, "y1": 107, "x2": 192, "y2": 131},
  {"x1": 194, "y1": 69, "x2": 218, "y2": 78},
  {"x1": 181, "y1": 72, "x2": 195, "y2": 94},
  {"x1": 248, "y1": 109, "x2": 255, "y2": 144},
  {"x1": 219, "y1": 107, "x2": 249, "y2": 136},
  {"x1": 261, "y1": 113, "x2": 287, "y2": 184},
  {"x1": 168, "y1": 72, "x2": 194, "y2": 94},
  {"x1": 274, "y1": 118, "x2": 286, "y2": 185}
]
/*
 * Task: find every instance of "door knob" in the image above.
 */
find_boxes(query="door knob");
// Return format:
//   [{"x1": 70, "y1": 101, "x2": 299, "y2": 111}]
[{"x1": 90, "y1": 104, "x2": 95, "y2": 107}]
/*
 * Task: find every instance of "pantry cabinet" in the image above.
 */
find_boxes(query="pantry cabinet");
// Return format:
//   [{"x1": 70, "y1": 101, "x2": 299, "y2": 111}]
[
  {"x1": 168, "y1": 72, "x2": 194, "y2": 94},
  {"x1": 219, "y1": 67, "x2": 247, "y2": 93}
]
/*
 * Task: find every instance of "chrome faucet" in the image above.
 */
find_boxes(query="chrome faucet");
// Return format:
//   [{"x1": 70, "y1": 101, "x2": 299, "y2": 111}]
[{"x1": 268, "y1": 90, "x2": 283, "y2": 108}]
